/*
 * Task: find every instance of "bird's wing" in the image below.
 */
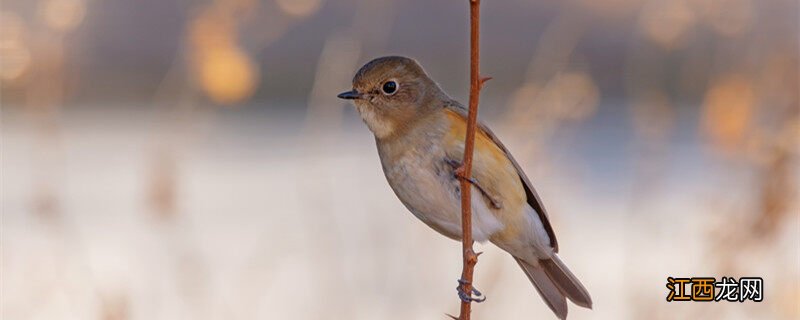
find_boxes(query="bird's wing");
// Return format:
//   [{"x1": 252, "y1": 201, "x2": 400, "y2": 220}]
[{"x1": 443, "y1": 102, "x2": 559, "y2": 252}]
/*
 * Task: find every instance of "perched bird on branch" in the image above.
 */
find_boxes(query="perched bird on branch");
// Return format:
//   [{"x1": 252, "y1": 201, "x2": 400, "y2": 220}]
[{"x1": 338, "y1": 56, "x2": 592, "y2": 319}]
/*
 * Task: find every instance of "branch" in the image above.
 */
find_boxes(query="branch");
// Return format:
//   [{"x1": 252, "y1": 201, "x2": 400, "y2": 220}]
[{"x1": 456, "y1": 1, "x2": 487, "y2": 319}]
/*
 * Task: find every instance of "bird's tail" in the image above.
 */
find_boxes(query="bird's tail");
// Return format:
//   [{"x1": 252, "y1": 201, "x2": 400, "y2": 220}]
[{"x1": 515, "y1": 255, "x2": 592, "y2": 319}]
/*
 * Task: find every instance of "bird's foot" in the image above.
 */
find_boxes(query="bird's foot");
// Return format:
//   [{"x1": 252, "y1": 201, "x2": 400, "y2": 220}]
[{"x1": 456, "y1": 278, "x2": 486, "y2": 303}]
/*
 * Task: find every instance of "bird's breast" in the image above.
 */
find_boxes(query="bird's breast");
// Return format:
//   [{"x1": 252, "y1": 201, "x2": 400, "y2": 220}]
[
  {"x1": 380, "y1": 141, "x2": 462, "y2": 239},
  {"x1": 377, "y1": 134, "x2": 505, "y2": 242}
]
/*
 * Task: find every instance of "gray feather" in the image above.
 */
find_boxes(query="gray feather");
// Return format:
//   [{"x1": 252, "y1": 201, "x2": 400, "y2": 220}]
[
  {"x1": 540, "y1": 255, "x2": 593, "y2": 309},
  {"x1": 515, "y1": 257, "x2": 568, "y2": 320}
]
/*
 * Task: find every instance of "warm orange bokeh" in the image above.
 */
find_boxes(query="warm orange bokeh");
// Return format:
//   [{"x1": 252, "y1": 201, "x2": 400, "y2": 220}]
[{"x1": 702, "y1": 75, "x2": 755, "y2": 155}]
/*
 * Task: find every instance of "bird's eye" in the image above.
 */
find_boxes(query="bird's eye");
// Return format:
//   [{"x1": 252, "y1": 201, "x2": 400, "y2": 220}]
[{"x1": 381, "y1": 80, "x2": 398, "y2": 95}]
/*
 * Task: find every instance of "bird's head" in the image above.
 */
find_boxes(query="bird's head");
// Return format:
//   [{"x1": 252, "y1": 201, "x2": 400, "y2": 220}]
[{"x1": 338, "y1": 56, "x2": 445, "y2": 139}]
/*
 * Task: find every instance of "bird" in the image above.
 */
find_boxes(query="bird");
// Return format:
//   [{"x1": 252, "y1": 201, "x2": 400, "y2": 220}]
[{"x1": 337, "y1": 56, "x2": 592, "y2": 319}]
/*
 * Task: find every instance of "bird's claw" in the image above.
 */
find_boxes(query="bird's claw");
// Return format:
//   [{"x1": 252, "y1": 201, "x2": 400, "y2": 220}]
[{"x1": 456, "y1": 278, "x2": 486, "y2": 303}]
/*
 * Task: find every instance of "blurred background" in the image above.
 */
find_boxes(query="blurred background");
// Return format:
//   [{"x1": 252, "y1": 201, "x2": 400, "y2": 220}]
[{"x1": 1, "y1": 0, "x2": 798, "y2": 319}]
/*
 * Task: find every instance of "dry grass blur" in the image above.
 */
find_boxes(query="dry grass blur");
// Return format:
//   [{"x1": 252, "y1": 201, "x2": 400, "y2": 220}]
[{"x1": 1, "y1": 0, "x2": 798, "y2": 319}]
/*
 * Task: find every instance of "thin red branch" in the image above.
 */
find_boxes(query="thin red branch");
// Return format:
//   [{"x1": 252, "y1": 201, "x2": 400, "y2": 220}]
[{"x1": 456, "y1": 1, "x2": 485, "y2": 319}]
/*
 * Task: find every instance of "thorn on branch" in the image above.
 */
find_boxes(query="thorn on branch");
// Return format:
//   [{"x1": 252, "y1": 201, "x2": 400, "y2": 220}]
[
  {"x1": 464, "y1": 248, "x2": 479, "y2": 265},
  {"x1": 478, "y1": 76, "x2": 492, "y2": 89}
]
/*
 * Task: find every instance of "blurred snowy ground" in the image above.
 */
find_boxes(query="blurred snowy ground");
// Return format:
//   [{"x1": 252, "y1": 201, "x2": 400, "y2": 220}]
[{"x1": 2, "y1": 105, "x2": 797, "y2": 320}]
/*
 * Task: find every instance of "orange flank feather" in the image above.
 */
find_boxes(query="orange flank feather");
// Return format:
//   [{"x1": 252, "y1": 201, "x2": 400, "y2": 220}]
[{"x1": 442, "y1": 109, "x2": 528, "y2": 244}]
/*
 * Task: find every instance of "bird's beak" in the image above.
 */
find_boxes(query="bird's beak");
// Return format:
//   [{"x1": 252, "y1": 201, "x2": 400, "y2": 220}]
[{"x1": 337, "y1": 89, "x2": 362, "y2": 100}]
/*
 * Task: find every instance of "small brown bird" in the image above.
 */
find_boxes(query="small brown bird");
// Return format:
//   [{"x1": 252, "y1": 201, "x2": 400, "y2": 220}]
[{"x1": 338, "y1": 56, "x2": 591, "y2": 319}]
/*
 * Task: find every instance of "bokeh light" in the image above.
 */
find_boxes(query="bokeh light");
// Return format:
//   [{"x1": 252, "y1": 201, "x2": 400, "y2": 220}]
[
  {"x1": 702, "y1": 74, "x2": 755, "y2": 154},
  {"x1": 38, "y1": 0, "x2": 86, "y2": 32},
  {"x1": 704, "y1": 0, "x2": 754, "y2": 37},
  {"x1": 188, "y1": 4, "x2": 261, "y2": 105},
  {"x1": 198, "y1": 46, "x2": 259, "y2": 105},
  {"x1": 0, "y1": 41, "x2": 31, "y2": 82},
  {"x1": 0, "y1": 12, "x2": 30, "y2": 82},
  {"x1": 275, "y1": 0, "x2": 323, "y2": 18},
  {"x1": 639, "y1": 0, "x2": 696, "y2": 49}
]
